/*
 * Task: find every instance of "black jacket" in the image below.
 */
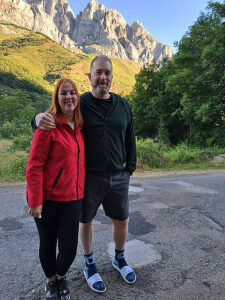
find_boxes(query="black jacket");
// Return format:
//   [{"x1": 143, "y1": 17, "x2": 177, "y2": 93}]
[{"x1": 80, "y1": 92, "x2": 136, "y2": 176}]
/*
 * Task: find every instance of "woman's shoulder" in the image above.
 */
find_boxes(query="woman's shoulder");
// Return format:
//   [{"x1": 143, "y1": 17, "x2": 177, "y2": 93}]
[
  {"x1": 33, "y1": 128, "x2": 55, "y2": 142},
  {"x1": 35, "y1": 128, "x2": 55, "y2": 135}
]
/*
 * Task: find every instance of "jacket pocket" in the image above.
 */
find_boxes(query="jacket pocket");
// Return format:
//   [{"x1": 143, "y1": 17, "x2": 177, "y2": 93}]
[{"x1": 52, "y1": 168, "x2": 63, "y2": 199}]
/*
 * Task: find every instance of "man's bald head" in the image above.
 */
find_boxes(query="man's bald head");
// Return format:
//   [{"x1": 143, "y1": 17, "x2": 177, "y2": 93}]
[{"x1": 90, "y1": 55, "x2": 112, "y2": 72}]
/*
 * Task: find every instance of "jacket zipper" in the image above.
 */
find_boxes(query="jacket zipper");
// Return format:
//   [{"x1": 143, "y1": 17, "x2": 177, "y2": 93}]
[
  {"x1": 74, "y1": 132, "x2": 80, "y2": 200},
  {"x1": 52, "y1": 168, "x2": 63, "y2": 200}
]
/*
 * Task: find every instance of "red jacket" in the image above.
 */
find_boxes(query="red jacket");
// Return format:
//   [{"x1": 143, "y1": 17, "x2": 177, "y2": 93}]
[{"x1": 26, "y1": 115, "x2": 85, "y2": 207}]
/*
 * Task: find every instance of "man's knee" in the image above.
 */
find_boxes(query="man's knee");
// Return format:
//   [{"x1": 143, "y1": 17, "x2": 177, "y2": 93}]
[
  {"x1": 80, "y1": 220, "x2": 93, "y2": 227},
  {"x1": 112, "y1": 218, "x2": 129, "y2": 229}
]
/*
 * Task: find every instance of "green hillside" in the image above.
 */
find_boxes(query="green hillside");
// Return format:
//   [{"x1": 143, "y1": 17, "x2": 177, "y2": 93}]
[
  {"x1": 0, "y1": 21, "x2": 141, "y2": 140},
  {"x1": 0, "y1": 22, "x2": 141, "y2": 95},
  {"x1": 0, "y1": 22, "x2": 141, "y2": 181}
]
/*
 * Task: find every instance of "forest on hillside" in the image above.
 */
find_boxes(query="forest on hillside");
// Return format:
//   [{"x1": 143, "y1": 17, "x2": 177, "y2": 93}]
[{"x1": 130, "y1": 1, "x2": 225, "y2": 147}]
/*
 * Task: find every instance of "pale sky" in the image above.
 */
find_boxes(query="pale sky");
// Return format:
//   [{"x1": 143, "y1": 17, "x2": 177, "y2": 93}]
[{"x1": 68, "y1": 0, "x2": 218, "y2": 52}]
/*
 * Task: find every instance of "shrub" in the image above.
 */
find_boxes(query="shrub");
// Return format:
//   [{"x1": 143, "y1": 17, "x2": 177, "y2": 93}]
[
  {"x1": 11, "y1": 134, "x2": 32, "y2": 152},
  {"x1": 136, "y1": 138, "x2": 171, "y2": 168},
  {"x1": 168, "y1": 144, "x2": 212, "y2": 163},
  {"x1": 0, "y1": 121, "x2": 15, "y2": 138},
  {"x1": 0, "y1": 154, "x2": 29, "y2": 181},
  {"x1": 10, "y1": 154, "x2": 28, "y2": 178}
]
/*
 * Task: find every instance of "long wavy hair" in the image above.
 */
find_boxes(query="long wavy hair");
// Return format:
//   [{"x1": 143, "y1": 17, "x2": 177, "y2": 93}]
[{"x1": 47, "y1": 78, "x2": 83, "y2": 128}]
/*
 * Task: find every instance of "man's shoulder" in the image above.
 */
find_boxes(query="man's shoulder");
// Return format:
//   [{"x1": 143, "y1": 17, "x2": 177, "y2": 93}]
[
  {"x1": 110, "y1": 93, "x2": 129, "y2": 105},
  {"x1": 80, "y1": 92, "x2": 129, "y2": 107},
  {"x1": 80, "y1": 92, "x2": 92, "y2": 103}
]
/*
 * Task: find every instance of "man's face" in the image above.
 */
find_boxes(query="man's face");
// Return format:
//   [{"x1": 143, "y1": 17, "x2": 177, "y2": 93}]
[{"x1": 88, "y1": 58, "x2": 113, "y2": 98}]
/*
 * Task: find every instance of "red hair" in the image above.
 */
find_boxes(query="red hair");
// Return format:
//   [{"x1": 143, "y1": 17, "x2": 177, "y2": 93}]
[{"x1": 47, "y1": 78, "x2": 83, "y2": 128}]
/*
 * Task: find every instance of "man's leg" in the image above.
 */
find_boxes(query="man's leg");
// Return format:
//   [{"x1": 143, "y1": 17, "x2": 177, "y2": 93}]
[
  {"x1": 111, "y1": 218, "x2": 129, "y2": 251},
  {"x1": 111, "y1": 217, "x2": 136, "y2": 283},
  {"x1": 103, "y1": 171, "x2": 136, "y2": 284},
  {"x1": 80, "y1": 220, "x2": 106, "y2": 290},
  {"x1": 79, "y1": 173, "x2": 109, "y2": 293},
  {"x1": 80, "y1": 173, "x2": 107, "y2": 255},
  {"x1": 79, "y1": 221, "x2": 93, "y2": 255},
  {"x1": 79, "y1": 220, "x2": 106, "y2": 293}
]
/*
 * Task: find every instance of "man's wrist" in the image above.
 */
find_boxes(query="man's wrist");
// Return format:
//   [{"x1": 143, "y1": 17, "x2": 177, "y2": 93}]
[
  {"x1": 31, "y1": 114, "x2": 38, "y2": 132},
  {"x1": 125, "y1": 167, "x2": 133, "y2": 175}
]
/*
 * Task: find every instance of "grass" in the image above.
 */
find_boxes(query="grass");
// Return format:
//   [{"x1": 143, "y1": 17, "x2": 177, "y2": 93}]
[{"x1": 137, "y1": 162, "x2": 225, "y2": 172}]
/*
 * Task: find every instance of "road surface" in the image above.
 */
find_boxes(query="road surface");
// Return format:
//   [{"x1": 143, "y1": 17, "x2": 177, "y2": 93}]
[{"x1": 0, "y1": 171, "x2": 225, "y2": 300}]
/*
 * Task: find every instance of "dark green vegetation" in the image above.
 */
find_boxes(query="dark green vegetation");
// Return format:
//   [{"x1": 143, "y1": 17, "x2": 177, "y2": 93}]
[{"x1": 131, "y1": 2, "x2": 225, "y2": 147}]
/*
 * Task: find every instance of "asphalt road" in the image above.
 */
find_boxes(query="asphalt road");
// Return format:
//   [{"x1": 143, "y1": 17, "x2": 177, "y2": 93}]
[{"x1": 0, "y1": 171, "x2": 225, "y2": 300}]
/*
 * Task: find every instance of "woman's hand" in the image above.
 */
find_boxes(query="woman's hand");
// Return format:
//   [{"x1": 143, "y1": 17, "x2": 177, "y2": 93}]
[{"x1": 29, "y1": 205, "x2": 43, "y2": 218}]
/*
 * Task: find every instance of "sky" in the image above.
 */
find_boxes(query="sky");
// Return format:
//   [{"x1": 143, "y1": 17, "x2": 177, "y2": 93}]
[{"x1": 67, "y1": 0, "x2": 214, "y2": 52}]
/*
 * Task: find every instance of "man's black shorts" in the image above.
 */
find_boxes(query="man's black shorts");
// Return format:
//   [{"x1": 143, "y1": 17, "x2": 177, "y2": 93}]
[{"x1": 80, "y1": 170, "x2": 130, "y2": 223}]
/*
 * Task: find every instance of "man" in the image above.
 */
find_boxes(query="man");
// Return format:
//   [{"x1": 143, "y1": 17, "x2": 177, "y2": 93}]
[{"x1": 33, "y1": 55, "x2": 136, "y2": 293}]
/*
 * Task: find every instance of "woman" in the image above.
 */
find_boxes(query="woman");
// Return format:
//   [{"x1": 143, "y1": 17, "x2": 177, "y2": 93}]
[{"x1": 26, "y1": 78, "x2": 85, "y2": 300}]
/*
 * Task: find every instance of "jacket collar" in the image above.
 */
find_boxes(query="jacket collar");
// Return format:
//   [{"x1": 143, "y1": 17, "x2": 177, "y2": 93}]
[{"x1": 57, "y1": 114, "x2": 72, "y2": 125}]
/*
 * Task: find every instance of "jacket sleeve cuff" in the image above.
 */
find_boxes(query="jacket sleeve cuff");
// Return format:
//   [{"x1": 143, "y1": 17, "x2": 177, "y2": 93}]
[
  {"x1": 124, "y1": 167, "x2": 133, "y2": 175},
  {"x1": 31, "y1": 115, "x2": 37, "y2": 132}
]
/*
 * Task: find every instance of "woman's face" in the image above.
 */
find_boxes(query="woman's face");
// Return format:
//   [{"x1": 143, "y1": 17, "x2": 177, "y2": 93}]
[{"x1": 58, "y1": 81, "x2": 77, "y2": 118}]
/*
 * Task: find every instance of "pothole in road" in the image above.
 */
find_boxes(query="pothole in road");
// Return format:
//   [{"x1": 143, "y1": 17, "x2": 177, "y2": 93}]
[
  {"x1": 128, "y1": 194, "x2": 140, "y2": 201},
  {"x1": 95, "y1": 210, "x2": 156, "y2": 235},
  {"x1": 129, "y1": 211, "x2": 156, "y2": 235},
  {"x1": 0, "y1": 218, "x2": 23, "y2": 231}
]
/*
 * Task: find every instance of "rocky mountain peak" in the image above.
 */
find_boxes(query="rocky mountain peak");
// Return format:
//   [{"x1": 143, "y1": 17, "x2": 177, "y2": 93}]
[
  {"x1": 87, "y1": 0, "x2": 99, "y2": 10},
  {"x1": 26, "y1": 0, "x2": 76, "y2": 38},
  {"x1": 0, "y1": 0, "x2": 174, "y2": 64},
  {"x1": 73, "y1": 1, "x2": 173, "y2": 64},
  {"x1": 133, "y1": 20, "x2": 143, "y2": 27},
  {"x1": 26, "y1": 0, "x2": 75, "y2": 20}
]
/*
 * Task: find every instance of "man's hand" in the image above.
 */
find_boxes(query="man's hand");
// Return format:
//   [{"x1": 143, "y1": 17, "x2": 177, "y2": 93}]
[
  {"x1": 35, "y1": 112, "x2": 56, "y2": 130},
  {"x1": 29, "y1": 205, "x2": 43, "y2": 218}
]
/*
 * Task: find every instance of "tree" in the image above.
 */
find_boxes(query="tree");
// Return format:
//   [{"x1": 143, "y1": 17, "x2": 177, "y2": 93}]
[
  {"x1": 168, "y1": 1, "x2": 225, "y2": 146},
  {"x1": 131, "y1": 1, "x2": 225, "y2": 147},
  {"x1": 131, "y1": 62, "x2": 160, "y2": 138}
]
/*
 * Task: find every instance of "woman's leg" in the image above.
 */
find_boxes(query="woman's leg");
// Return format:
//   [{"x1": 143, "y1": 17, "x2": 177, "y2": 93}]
[
  {"x1": 34, "y1": 200, "x2": 58, "y2": 280},
  {"x1": 55, "y1": 200, "x2": 81, "y2": 299},
  {"x1": 56, "y1": 200, "x2": 81, "y2": 277}
]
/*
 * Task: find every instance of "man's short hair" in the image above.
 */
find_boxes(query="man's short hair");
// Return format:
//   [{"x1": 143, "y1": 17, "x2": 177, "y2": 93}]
[{"x1": 90, "y1": 55, "x2": 112, "y2": 72}]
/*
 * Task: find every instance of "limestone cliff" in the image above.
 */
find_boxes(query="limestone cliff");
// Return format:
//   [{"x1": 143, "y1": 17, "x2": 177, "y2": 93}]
[
  {"x1": 0, "y1": 0, "x2": 174, "y2": 63},
  {"x1": 0, "y1": 0, "x2": 76, "y2": 48}
]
